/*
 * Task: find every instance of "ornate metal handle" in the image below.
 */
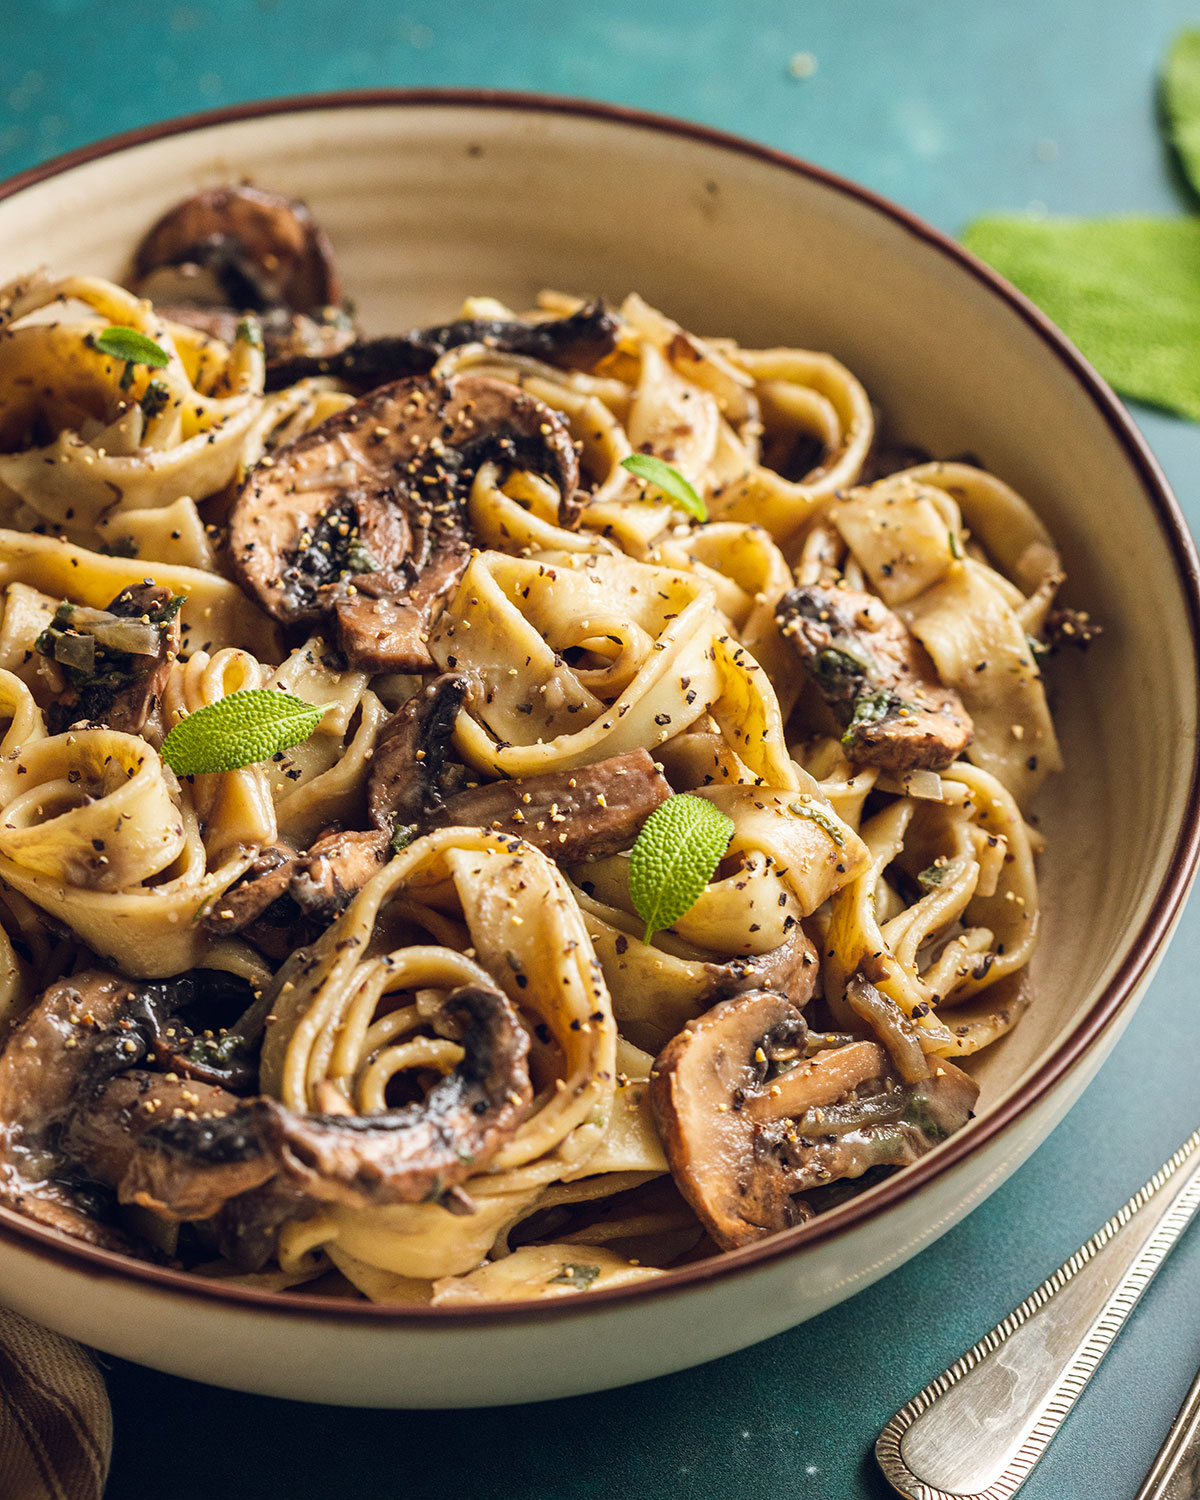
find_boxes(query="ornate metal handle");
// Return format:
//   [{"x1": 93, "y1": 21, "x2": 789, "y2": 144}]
[
  {"x1": 876, "y1": 1128, "x2": 1200, "y2": 1500},
  {"x1": 1133, "y1": 1360, "x2": 1200, "y2": 1500}
]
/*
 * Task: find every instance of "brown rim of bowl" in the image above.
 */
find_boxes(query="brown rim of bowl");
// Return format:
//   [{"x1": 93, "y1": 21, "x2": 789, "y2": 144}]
[{"x1": 0, "y1": 88, "x2": 1197, "y2": 1329}]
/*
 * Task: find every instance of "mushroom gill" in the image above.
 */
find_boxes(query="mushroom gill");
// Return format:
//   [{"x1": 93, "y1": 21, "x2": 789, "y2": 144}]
[
  {"x1": 228, "y1": 374, "x2": 580, "y2": 671},
  {"x1": 650, "y1": 990, "x2": 980, "y2": 1249}
]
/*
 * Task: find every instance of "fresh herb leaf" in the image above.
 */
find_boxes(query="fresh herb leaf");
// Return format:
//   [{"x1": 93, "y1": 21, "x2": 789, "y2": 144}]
[
  {"x1": 842, "y1": 688, "x2": 896, "y2": 748},
  {"x1": 1164, "y1": 29, "x2": 1200, "y2": 197},
  {"x1": 961, "y1": 215, "x2": 1200, "y2": 423},
  {"x1": 93, "y1": 326, "x2": 170, "y2": 369},
  {"x1": 948, "y1": 529, "x2": 963, "y2": 559},
  {"x1": 235, "y1": 315, "x2": 264, "y2": 349},
  {"x1": 548, "y1": 1262, "x2": 602, "y2": 1290},
  {"x1": 141, "y1": 380, "x2": 171, "y2": 419},
  {"x1": 628, "y1": 793, "x2": 733, "y2": 943},
  {"x1": 161, "y1": 689, "x2": 327, "y2": 776},
  {"x1": 620, "y1": 453, "x2": 707, "y2": 521},
  {"x1": 917, "y1": 862, "x2": 949, "y2": 890},
  {"x1": 787, "y1": 800, "x2": 846, "y2": 848},
  {"x1": 390, "y1": 823, "x2": 415, "y2": 856}
]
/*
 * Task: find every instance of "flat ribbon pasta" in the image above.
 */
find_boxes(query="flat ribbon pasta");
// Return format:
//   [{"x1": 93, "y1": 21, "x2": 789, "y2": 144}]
[{"x1": 258, "y1": 828, "x2": 626, "y2": 1279}]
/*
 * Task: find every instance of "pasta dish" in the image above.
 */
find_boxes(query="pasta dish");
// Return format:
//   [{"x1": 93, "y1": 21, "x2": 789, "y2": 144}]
[{"x1": 0, "y1": 187, "x2": 1093, "y2": 1304}]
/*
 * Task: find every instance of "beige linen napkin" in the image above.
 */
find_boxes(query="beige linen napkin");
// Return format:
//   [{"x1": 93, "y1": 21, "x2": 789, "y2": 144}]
[{"x1": 0, "y1": 1307, "x2": 111, "y2": 1500}]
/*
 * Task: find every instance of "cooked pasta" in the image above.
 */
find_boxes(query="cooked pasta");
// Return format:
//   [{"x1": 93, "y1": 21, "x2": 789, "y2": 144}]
[{"x1": 0, "y1": 186, "x2": 1094, "y2": 1303}]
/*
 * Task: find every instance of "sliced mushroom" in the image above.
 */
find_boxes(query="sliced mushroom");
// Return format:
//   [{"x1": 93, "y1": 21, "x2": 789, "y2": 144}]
[
  {"x1": 229, "y1": 374, "x2": 579, "y2": 670},
  {"x1": 0, "y1": 965, "x2": 257, "y2": 1249},
  {"x1": 132, "y1": 185, "x2": 341, "y2": 314},
  {"x1": 263, "y1": 300, "x2": 620, "y2": 390},
  {"x1": 122, "y1": 982, "x2": 533, "y2": 1231},
  {"x1": 368, "y1": 671, "x2": 471, "y2": 831},
  {"x1": 438, "y1": 750, "x2": 672, "y2": 863},
  {"x1": 203, "y1": 830, "x2": 390, "y2": 956},
  {"x1": 776, "y1": 583, "x2": 973, "y2": 772},
  {"x1": 651, "y1": 990, "x2": 980, "y2": 1249},
  {"x1": 203, "y1": 843, "x2": 298, "y2": 941},
  {"x1": 702, "y1": 921, "x2": 820, "y2": 1009},
  {"x1": 35, "y1": 583, "x2": 182, "y2": 736},
  {"x1": 0, "y1": 971, "x2": 136, "y2": 1247},
  {"x1": 368, "y1": 675, "x2": 671, "y2": 859},
  {"x1": 160, "y1": 303, "x2": 357, "y2": 366},
  {"x1": 63, "y1": 1070, "x2": 240, "y2": 1192},
  {"x1": 289, "y1": 827, "x2": 391, "y2": 922}
]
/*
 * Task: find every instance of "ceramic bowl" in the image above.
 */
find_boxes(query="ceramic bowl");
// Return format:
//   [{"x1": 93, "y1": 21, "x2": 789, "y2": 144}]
[{"x1": 0, "y1": 93, "x2": 1195, "y2": 1408}]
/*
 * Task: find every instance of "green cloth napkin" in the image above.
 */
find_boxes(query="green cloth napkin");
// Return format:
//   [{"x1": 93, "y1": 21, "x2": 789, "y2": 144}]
[{"x1": 961, "y1": 29, "x2": 1200, "y2": 422}]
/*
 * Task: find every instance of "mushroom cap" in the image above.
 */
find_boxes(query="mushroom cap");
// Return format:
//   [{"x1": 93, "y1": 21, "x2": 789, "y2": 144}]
[
  {"x1": 651, "y1": 990, "x2": 811, "y2": 1249},
  {"x1": 776, "y1": 583, "x2": 973, "y2": 772},
  {"x1": 122, "y1": 981, "x2": 535, "y2": 1226},
  {"x1": 228, "y1": 374, "x2": 580, "y2": 671},
  {"x1": 133, "y1": 184, "x2": 340, "y2": 313},
  {"x1": 652, "y1": 986, "x2": 981, "y2": 1250}
]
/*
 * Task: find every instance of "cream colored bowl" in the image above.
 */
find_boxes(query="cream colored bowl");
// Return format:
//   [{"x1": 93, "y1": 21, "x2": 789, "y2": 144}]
[{"x1": 0, "y1": 93, "x2": 1195, "y2": 1408}]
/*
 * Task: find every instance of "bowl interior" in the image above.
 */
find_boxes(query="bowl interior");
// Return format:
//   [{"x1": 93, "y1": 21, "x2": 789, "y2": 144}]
[{"x1": 0, "y1": 96, "x2": 1193, "y2": 1214}]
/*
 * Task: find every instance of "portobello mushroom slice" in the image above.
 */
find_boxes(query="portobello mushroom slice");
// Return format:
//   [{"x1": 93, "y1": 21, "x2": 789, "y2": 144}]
[
  {"x1": 0, "y1": 971, "x2": 138, "y2": 1247},
  {"x1": 263, "y1": 299, "x2": 620, "y2": 390},
  {"x1": 132, "y1": 184, "x2": 341, "y2": 314},
  {"x1": 0, "y1": 967, "x2": 258, "y2": 1247},
  {"x1": 651, "y1": 990, "x2": 979, "y2": 1249},
  {"x1": 228, "y1": 374, "x2": 580, "y2": 671},
  {"x1": 775, "y1": 583, "x2": 972, "y2": 772},
  {"x1": 289, "y1": 826, "x2": 392, "y2": 922},
  {"x1": 63, "y1": 1070, "x2": 240, "y2": 1194},
  {"x1": 438, "y1": 751, "x2": 672, "y2": 864},
  {"x1": 35, "y1": 583, "x2": 182, "y2": 736},
  {"x1": 203, "y1": 829, "x2": 391, "y2": 955},
  {"x1": 367, "y1": 671, "x2": 471, "y2": 831},
  {"x1": 368, "y1": 676, "x2": 672, "y2": 859},
  {"x1": 121, "y1": 982, "x2": 533, "y2": 1227},
  {"x1": 159, "y1": 303, "x2": 357, "y2": 367},
  {"x1": 702, "y1": 921, "x2": 821, "y2": 1009}
]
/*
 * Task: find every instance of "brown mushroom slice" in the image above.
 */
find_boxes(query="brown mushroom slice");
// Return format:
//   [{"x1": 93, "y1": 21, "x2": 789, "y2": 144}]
[
  {"x1": 133, "y1": 185, "x2": 341, "y2": 313},
  {"x1": 437, "y1": 750, "x2": 672, "y2": 863},
  {"x1": 263, "y1": 299, "x2": 620, "y2": 390},
  {"x1": 651, "y1": 991, "x2": 980, "y2": 1249},
  {"x1": 35, "y1": 583, "x2": 182, "y2": 736},
  {"x1": 368, "y1": 677, "x2": 670, "y2": 859},
  {"x1": 204, "y1": 843, "x2": 299, "y2": 940},
  {"x1": 0, "y1": 971, "x2": 137, "y2": 1247},
  {"x1": 228, "y1": 374, "x2": 579, "y2": 671},
  {"x1": 703, "y1": 921, "x2": 821, "y2": 1009},
  {"x1": 368, "y1": 672, "x2": 471, "y2": 832},
  {"x1": 159, "y1": 303, "x2": 357, "y2": 366},
  {"x1": 122, "y1": 982, "x2": 533, "y2": 1224},
  {"x1": 63, "y1": 1070, "x2": 240, "y2": 1191},
  {"x1": 776, "y1": 583, "x2": 973, "y2": 772},
  {"x1": 289, "y1": 827, "x2": 391, "y2": 922}
]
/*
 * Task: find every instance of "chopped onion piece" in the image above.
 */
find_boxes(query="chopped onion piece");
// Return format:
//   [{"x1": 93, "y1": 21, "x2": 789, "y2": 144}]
[
  {"x1": 86, "y1": 619, "x2": 162, "y2": 656},
  {"x1": 877, "y1": 768, "x2": 944, "y2": 801},
  {"x1": 53, "y1": 630, "x2": 95, "y2": 671}
]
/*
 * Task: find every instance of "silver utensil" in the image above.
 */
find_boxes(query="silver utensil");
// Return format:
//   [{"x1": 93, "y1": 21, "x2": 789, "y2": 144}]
[
  {"x1": 1133, "y1": 1362, "x2": 1200, "y2": 1500},
  {"x1": 876, "y1": 1126, "x2": 1200, "y2": 1500}
]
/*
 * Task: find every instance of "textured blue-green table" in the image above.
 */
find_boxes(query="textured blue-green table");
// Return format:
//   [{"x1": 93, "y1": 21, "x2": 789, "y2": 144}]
[{"x1": 4, "y1": 4, "x2": 1200, "y2": 1496}]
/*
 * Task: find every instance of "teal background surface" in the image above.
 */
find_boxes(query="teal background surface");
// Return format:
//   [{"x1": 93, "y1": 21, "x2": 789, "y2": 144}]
[{"x1": 4, "y1": 3, "x2": 1200, "y2": 1497}]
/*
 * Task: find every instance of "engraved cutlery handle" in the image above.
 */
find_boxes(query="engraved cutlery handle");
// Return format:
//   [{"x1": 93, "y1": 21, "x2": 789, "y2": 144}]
[
  {"x1": 1133, "y1": 1361, "x2": 1200, "y2": 1500},
  {"x1": 876, "y1": 1128, "x2": 1200, "y2": 1500}
]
